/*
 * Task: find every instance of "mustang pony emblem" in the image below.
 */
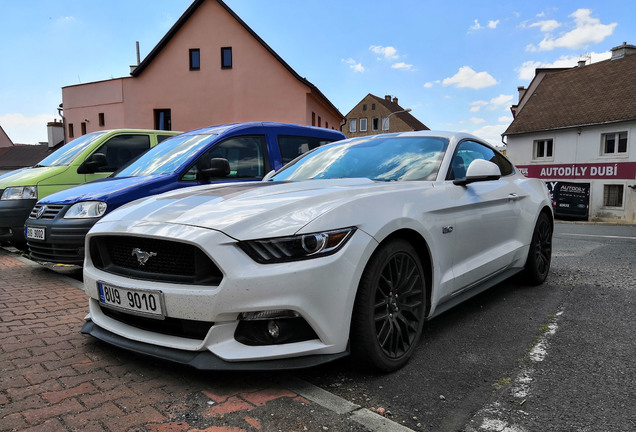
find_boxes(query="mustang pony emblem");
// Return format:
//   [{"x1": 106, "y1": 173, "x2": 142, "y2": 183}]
[{"x1": 132, "y1": 248, "x2": 157, "y2": 266}]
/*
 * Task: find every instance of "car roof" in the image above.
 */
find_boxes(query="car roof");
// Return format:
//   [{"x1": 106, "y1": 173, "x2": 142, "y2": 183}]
[{"x1": 179, "y1": 122, "x2": 345, "y2": 138}]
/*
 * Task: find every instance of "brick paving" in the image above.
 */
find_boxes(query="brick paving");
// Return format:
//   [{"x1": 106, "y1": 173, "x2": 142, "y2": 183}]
[{"x1": 0, "y1": 249, "x2": 378, "y2": 432}]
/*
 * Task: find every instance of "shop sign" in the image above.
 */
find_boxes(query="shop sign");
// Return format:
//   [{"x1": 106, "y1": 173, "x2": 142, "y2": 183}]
[{"x1": 517, "y1": 162, "x2": 636, "y2": 180}]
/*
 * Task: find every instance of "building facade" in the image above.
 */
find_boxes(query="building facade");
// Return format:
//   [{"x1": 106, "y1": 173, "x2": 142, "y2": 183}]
[
  {"x1": 504, "y1": 43, "x2": 636, "y2": 223},
  {"x1": 343, "y1": 94, "x2": 428, "y2": 139},
  {"x1": 61, "y1": 0, "x2": 343, "y2": 142}
]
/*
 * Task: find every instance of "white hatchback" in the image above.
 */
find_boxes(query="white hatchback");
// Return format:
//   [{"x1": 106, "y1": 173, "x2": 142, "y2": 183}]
[{"x1": 81, "y1": 131, "x2": 553, "y2": 372}]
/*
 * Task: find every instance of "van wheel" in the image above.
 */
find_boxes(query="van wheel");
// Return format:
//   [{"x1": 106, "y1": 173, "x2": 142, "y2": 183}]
[{"x1": 350, "y1": 239, "x2": 426, "y2": 372}]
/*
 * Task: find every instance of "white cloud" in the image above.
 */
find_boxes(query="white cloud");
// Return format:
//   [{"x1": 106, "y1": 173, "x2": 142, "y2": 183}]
[
  {"x1": 526, "y1": 9, "x2": 617, "y2": 52},
  {"x1": 498, "y1": 115, "x2": 513, "y2": 123},
  {"x1": 530, "y1": 20, "x2": 561, "y2": 32},
  {"x1": 369, "y1": 45, "x2": 399, "y2": 60},
  {"x1": 423, "y1": 82, "x2": 434, "y2": 88},
  {"x1": 0, "y1": 113, "x2": 56, "y2": 144},
  {"x1": 392, "y1": 62, "x2": 414, "y2": 70},
  {"x1": 470, "y1": 19, "x2": 499, "y2": 31},
  {"x1": 516, "y1": 51, "x2": 611, "y2": 80},
  {"x1": 442, "y1": 66, "x2": 497, "y2": 89},
  {"x1": 470, "y1": 117, "x2": 486, "y2": 124},
  {"x1": 342, "y1": 58, "x2": 365, "y2": 72},
  {"x1": 490, "y1": 94, "x2": 514, "y2": 108},
  {"x1": 470, "y1": 100, "x2": 488, "y2": 112},
  {"x1": 472, "y1": 124, "x2": 507, "y2": 147}
]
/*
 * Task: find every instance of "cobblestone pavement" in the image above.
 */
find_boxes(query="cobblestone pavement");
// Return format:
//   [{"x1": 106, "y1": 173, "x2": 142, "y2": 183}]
[{"x1": 0, "y1": 249, "x2": 409, "y2": 432}]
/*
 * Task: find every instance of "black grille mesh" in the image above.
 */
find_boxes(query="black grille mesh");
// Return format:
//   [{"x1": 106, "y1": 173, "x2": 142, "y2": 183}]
[{"x1": 90, "y1": 235, "x2": 222, "y2": 285}]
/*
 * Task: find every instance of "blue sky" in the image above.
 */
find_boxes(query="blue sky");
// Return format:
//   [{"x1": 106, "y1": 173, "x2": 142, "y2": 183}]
[{"x1": 1, "y1": 1, "x2": 635, "y2": 147}]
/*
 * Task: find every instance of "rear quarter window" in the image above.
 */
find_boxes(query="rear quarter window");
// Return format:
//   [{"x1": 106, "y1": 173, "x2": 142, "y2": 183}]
[{"x1": 278, "y1": 135, "x2": 338, "y2": 165}]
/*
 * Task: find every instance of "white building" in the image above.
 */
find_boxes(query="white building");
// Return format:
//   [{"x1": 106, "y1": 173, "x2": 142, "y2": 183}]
[{"x1": 504, "y1": 43, "x2": 636, "y2": 223}]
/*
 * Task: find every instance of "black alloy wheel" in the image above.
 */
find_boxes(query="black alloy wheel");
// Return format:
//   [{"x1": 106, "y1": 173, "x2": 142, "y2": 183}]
[
  {"x1": 351, "y1": 238, "x2": 426, "y2": 372},
  {"x1": 524, "y1": 212, "x2": 552, "y2": 285}
]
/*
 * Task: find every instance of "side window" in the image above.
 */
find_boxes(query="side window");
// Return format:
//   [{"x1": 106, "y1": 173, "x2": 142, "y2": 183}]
[
  {"x1": 157, "y1": 134, "x2": 174, "y2": 144},
  {"x1": 182, "y1": 135, "x2": 267, "y2": 181},
  {"x1": 94, "y1": 135, "x2": 151, "y2": 172},
  {"x1": 277, "y1": 135, "x2": 337, "y2": 165},
  {"x1": 447, "y1": 140, "x2": 512, "y2": 180}
]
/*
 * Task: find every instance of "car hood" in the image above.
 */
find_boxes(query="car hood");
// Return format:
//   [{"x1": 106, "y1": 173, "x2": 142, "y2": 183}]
[
  {"x1": 0, "y1": 166, "x2": 69, "y2": 188},
  {"x1": 38, "y1": 175, "x2": 167, "y2": 205},
  {"x1": 97, "y1": 178, "x2": 418, "y2": 239}
]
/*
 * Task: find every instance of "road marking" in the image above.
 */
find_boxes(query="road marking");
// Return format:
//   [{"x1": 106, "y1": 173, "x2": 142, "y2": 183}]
[{"x1": 559, "y1": 233, "x2": 636, "y2": 240}]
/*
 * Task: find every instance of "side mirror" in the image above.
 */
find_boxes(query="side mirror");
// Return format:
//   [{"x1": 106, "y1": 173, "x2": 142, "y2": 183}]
[
  {"x1": 77, "y1": 153, "x2": 107, "y2": 174},
  {"x1": 200, "y1": 158, "x2": 230, "y2": 180},
  {"x1": 454, "y1": 159, "x2": 501, "y2": 186}
]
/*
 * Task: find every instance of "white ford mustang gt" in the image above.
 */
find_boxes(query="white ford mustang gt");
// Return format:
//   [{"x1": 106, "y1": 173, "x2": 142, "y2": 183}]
[{"x1": 81, "y1": 131, "x2": 553, "y2": 372}]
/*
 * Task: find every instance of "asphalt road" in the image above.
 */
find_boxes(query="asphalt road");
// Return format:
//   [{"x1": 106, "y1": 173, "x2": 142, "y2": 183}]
[
  {"x1": 10, "y1": 222, "x2": 635, "y2": 431},
  {"x1": 297, "y1": 222, "x2": 636, "y2": 431}
]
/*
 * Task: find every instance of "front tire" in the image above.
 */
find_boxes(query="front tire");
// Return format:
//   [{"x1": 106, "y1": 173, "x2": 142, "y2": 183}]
[
  {"x1": 524, "y1": 212, "x2": 552, "y2": 285},
  {"x1": 350, "y1": 239, "x2": 426, "y2": 372}
]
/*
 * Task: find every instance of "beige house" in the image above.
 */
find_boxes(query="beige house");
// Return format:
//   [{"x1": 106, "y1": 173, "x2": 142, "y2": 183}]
[
  {"x1": 343, "y1": 94, "x2": 428, "y2": 139},
  {"x1": 61, "y1": 0, "x2": 343, "y2": 141}
]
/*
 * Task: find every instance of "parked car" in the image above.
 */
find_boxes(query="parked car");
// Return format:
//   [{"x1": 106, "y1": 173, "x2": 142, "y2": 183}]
[
  {"x1": 81, "y1": 131, "x2": 553, "y2": 372},
  {"x1": 25, "y1": 123, "x2": 345, "y2": 265},
  {"x1": 0, "y1": 129, "x2": 180, "y2": 247}
]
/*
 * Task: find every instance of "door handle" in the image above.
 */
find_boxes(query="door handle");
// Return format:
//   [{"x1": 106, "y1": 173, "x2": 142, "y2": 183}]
[{"x1": 508, "y1": 193, "x2": 520, "y2": 201}]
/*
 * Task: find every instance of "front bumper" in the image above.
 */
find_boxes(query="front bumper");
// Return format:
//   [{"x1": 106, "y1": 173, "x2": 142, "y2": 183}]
[
  {"x1": 0, "y1": 198, "x2": 36, "y2": 244},
  {"x1": 82, "y1": 222, "x2": 376, "y2": 367},
  {"x1": 26, "y1": 209, "x2": 95, "y2": 265}
]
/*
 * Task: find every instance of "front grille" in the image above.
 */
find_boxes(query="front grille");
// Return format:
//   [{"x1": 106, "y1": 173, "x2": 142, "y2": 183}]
[
  {"x1": 90, "y1": 235, "x2": 223, "y2": 285},
  {"x1": 100, "y1": 306, "x2": 213, "y2": 340},
  {"x1": 29, "y1": 204, "x2": 66, "y2": 220},
  {"x1": 28, "y1": 241, "x2": 84, "y2": 265}
]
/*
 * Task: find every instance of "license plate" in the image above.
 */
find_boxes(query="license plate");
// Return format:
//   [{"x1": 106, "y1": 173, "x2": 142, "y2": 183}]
[
  {"x1": 97, "y1": 282, "x2": 165, "y2": 319},
  {"x1": 26, "y1": 226, "x2": 45, "y2": 240}
]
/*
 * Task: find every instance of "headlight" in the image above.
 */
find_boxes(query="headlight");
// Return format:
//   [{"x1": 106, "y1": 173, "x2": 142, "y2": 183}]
[
  {"x1": 238, "y1": 227, "x2": 356, "y2": 263},
  {"x1": 1, "y1": 186, "x2": 37, "y2": 200},
  {"x1": 64, "y1": 201, "x2": 107, "y2": 219}
]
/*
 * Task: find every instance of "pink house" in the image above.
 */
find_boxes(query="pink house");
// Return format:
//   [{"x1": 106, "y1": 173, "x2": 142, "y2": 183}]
[{"x1": 61, "y1": 0, "x2": 343, "y2": 141}]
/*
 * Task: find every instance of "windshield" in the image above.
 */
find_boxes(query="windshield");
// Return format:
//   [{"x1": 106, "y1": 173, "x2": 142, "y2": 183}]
[
  {"x1": 36, "y1": 132, "x2": 105, "y2": 167},
  {"x1": 115, "y1": 133, "x2": 216, "y2": 177},
  {"x1": 272, "y1": 136, "x2": 448, "y2": 182}
]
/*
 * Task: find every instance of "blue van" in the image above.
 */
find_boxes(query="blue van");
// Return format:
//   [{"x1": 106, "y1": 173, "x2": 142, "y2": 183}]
[{"x1": 25, "y1": 122, "x2": 344, "y2": 265}]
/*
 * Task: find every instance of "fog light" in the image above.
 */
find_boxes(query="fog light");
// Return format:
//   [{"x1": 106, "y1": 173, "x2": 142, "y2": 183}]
[{"x1": 267, "y1": 320, "x2": 280, "y2": 340}]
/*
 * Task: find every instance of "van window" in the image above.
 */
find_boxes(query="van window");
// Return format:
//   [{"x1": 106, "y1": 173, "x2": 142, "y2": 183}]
[
  {"x1": 277, "y1": 135, "x2": 339, "y2": 165},
  {"x1": 93, "y1": 135, "x2": 151, "y2": 172},
  {"x1": 37, "y1": 132, "x2": 105, "y2": 167},
  {"x1": 183, "y1": 135, "x2": 266, "y2": 181}
]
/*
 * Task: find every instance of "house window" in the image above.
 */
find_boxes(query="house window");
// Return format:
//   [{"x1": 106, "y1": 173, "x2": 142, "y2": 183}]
[
  {"x1": 221, "y1": 47, "x2": 232, "y2": 69},
  {"x1": 325, "y1": 121, "x2": 328, "y2": 129},
  {"x1": 154, "y1": 109, "x2": 172, "y2": 131},
  {"x1": 372, "y1": 104, "x2": 376, "y2": 110},
  {"x1": 381, "y1": 116, "x2": 389, "y2": 131},
  {"x1": 312, "y1": 112, "x2": 316, "y2": 126},
  {"x1": 81, "y1": 122, "x2": 87, "y2": 135},
  {"x1": 534, "y1": 139, "x2": 553, "y2": 159},
  {"x1": 68, "y1": 124, "x2": 74, "y2": 138},
  {"x1": 189, "y1": 49, "x2": 201, "y2": 70},
  {"x1": 98, "y1": 113, "x2": 105, "y2": 126},
  {"x1": 372, "y1": 117, "x2": 379, "y2": 131},
  {"x1": 603, "y1": 184, "x2": 624, "y2": 207},
  {"x1": 349, "y1": 118, "x2": 357, "y2": 133},
  {"x1": 318, "y1": 116, "x2": 322, "y2": 127},
  {"x1": 602, "y1": 132, "x2": 628, "y2": 155},
  {"x1": 363, "y1": 104, "x2": 367, "y2": 111},
  {"x1": 360, "y1": 118, "x2": 368, "y2": 132}
]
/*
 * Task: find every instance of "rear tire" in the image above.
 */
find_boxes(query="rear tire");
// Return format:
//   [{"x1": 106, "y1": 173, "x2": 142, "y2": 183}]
[
  {"x1": 523, "y1": 212, "x2": 552, "y2": 285},
  {"x1": 350, "y1": 239, "x2": 426, "y2": 372}
]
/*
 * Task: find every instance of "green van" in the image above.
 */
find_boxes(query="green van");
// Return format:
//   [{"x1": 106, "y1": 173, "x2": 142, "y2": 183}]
[{"x1": 0, "y1": 129, "x2": 180, "y2": 247}]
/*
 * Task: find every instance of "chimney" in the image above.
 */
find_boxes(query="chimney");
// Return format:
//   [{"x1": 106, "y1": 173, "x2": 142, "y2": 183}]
[
  {"x1": 517, "y1": 86, "x2": 527, "y2": 102},
  {"x1": 385, "y1": 95, "x2": 391, "y2": 102},
  {"x1": 611, "y1": 42, "x2": 636, "y2": 60},
  {"x1": 577, "y1": 60, "x2": 586, "y2": 67},
  {"x1": 130, "y1": 41, "x2": 141, "y2": 74},
  {"x1": 392, "y1": 97, "x2": 398, "y2": 104}
]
